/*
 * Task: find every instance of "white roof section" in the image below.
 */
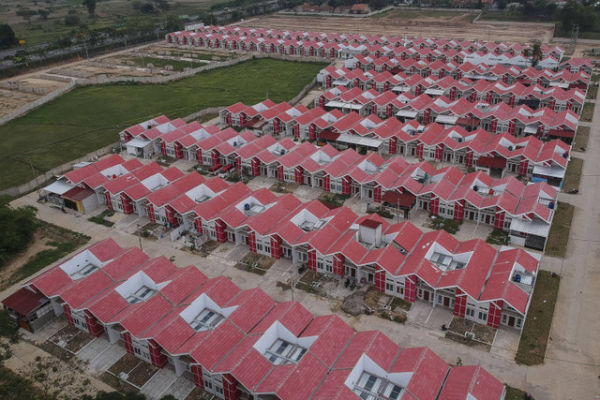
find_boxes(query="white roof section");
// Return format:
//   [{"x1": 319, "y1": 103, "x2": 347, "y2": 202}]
[
  {"x1": 44, "y1": 180, "x2": 74, "y2": 195},
  {"x1": 510, "y1": 218, "x2": 551, "y2": 237},
  {"x1": 337, "y1": 134, "x2": 382, "y2": 148},
  {"x1": 532, "y1": 165, "x2": 566, "y2": 179}
]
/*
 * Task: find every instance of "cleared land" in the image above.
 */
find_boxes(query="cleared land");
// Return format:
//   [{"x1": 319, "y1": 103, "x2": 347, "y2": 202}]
[
  {"x1": 239, "y1": 10, "x2": 555, "y2": 43},
  {"x1": 0, "y1": 58, "x2": 326, "y2": 190}
]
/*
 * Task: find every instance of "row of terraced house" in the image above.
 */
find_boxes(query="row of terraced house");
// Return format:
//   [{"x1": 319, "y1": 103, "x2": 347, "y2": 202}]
[
  {"x1": 3, "y1": 238, "x2": 508, "y2": 400},
  {"x1": 42, "y1": 152, "x2": 540, "y2": 331},
  {"x1": 219, "y1": 100, "x2": 570, "y2": 186},
  {"x1": 110, "y1": 115, "x2": 561, "y2": 249},
  {"x1": 165, "y1": 25, "x2": 574, "y2": 69}
]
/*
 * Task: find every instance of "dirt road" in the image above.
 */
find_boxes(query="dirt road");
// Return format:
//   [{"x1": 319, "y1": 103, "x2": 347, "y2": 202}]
[{"x1": 238, "y1": 13, "x2": 555, "y2": 43}]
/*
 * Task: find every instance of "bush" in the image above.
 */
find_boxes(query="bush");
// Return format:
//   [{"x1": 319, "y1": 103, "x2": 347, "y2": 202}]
[
  {"x1": 0, "y1": 195, "x2": 37, "y2": 268},
  {"x1": 64, "y1": 15, "x2": 80, "y2": 26}
]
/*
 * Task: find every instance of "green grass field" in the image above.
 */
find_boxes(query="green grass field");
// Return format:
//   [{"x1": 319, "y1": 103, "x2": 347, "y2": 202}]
[{"x1": 0, "y1": 58, "x2": 326, "y2": 190}]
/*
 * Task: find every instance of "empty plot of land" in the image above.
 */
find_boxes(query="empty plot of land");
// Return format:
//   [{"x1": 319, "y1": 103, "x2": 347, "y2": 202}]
[
  {"x1": 239, "y1": 11, "x2": 555, "y2": 43},
  {"x1": 0, "y1": 58, "x2": 326, "y2": 190}
]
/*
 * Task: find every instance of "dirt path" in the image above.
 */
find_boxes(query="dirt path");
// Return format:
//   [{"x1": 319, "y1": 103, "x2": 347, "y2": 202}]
[{"x1": 0, "y1": 232, "x2": 51, "y2": 290}]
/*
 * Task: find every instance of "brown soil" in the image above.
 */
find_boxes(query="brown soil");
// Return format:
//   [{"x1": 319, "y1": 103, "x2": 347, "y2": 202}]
[
  {"x1": 108, "y1": 353, "x2": 141, "y2": 376},
  {"x1": 65, "y1": 332, "x2": 95, "y2": 353},
  {"x1": 238, "y1": 13, "x2": 555, "y2": 44},
  {"x1": 126, "y1": 362, "x2": 158, "y2": 387}
]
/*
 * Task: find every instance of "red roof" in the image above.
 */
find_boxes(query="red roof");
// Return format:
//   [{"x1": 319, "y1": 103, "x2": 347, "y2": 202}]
[{"x1": 2, "y1": 287, "x2": 48, "y2": 316}]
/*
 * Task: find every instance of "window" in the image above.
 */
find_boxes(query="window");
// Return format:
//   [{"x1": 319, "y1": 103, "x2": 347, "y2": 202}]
[
  {"x1": 71, "y1": 263, "x2": 98, "y2": 279},
  {"x1": 466, "y1": 308, "x2": 475, "y2": 318},
  {"x1": 386, "y1": 282, "x2": 394, "y2": 292},
  {"x1": 191, "y1": 309, "x2": 225, "y2": 331},
  {"x1": 353, "y1": 372, "x2": 403, "y2": 400},
  {"x1": 265, "y1": 339, "x2": 307, "y2": 365},
  {"x1": 126, "y1": 286, "x2": 155, "y2": 304},
  {"x1": 478, "y1": 312, "x2": 488, "y2": 321}
]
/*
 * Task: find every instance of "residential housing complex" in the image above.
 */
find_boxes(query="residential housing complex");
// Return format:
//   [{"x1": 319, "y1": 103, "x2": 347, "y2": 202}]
[
  {"x1": 42, "y1": 152, "x2": 540, "y2": 330},
  {"x1": 4, "y1": 239, "x2": 508, "y2": 400}
]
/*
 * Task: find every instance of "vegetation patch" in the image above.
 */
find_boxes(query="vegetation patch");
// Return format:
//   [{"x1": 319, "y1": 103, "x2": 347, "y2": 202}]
[
  {"x1": 88, "y1": 209, "x2": 115, "y2": 227},
  {"x1": 0, "y1": 196, "x2": 37, "y2": 269},
  {"x1": 545, "y1": 202, "x2": 574, "y2": 258},
  {"x1": 269, "y1": 182, "x2": 297, "y2": 194},
  {"x1": 515, "y1": 270, "x2": 560, "y2": 365},
  {"x1": 505, "y1": 385, "x2": 535, "y2": 400},
  {"x1": 0, "y1": 365, "x2": 44, "y2": 400},
  {"x1": 234, "y1": 252, "x2": 275, "y2": 275},
  {"x1": 8, "y1": 221, "x2": 90, "y2": 285},
  {"x1": 574, "y1": 126, "x2": 590, "y2": 151},
  {"x1": 581, "y1": 102, "x2": 595, "y2": 122},
  {"x1": 486, "y1": 229, "x2": 510, "y2": 245},
  {"x1": 389, "y1": 296, "x2": 412, "y2": 312},
  {"x1": 318, "y1": 192, "x2": 348, "y2": 209},
  {"x1": 429, "y1": 216, "x2": 461, "y2": 234},
  {"x1": 562, "y1": 157, "x2": 583, "y2": 192},
  {"x1": 0, "y1": 310, "x2": 19, "y2": 342},
  {"x1": 0, "y1": 58, "x2": 326, "y2": 190},
  {"x1": 586, "y1": 84, "x2": 598, "y2": 99}
]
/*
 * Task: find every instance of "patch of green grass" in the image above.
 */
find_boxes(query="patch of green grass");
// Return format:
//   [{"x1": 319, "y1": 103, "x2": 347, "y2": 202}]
[
  {"x1": 8, "y1": 221, "x2": 90, "y2": 284},
  {"x1": 87, "y1": 209, "x2": 115, "y2": 227},
  {"x1": 515, "y1": 270, "x2": 560, "y2": 365},
  {"x1": 486, "y1": 229, "x2": 509, "y2": 245},
  {"x1": 505, "y1": 385, "x2": 534, "y2": 400},
  {"x1": 562, "y1": 157, "x2": 583, "y2": 192},
  {"x1": 429, "y1": 216, "x2": 461, "y2": 234},
  {"x1": 544, "y1": 202, "x2": 574, "y2": 258},
  {"x1": 318, "y1": 193, "x2": 348, "y2": 208},
  {"x1": 0, "y1": 58, "x2": 326, "y2": 190},
  {"x1": 581, "y1": 102, "x2": 595, "y2": 121},
  {"x1": 573, "y1": 126, "x2": 590, "y2": 151}
]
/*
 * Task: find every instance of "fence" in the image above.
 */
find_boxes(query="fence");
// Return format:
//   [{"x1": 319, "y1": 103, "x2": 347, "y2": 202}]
[
  {"x1": 0, "y1": 81, "x2": 77, "y2": 125},
  {"x1": 0, "y1": 142, "x2": 118, "y2": 198}
]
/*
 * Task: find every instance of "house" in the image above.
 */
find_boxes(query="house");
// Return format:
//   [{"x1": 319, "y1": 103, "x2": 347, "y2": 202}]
[
  {"x1": 4, "y1": 239, "x2": 507, "y2": 400},
  {"x1": 350, "y1": 3, "x2": 370, "y2": 14}
]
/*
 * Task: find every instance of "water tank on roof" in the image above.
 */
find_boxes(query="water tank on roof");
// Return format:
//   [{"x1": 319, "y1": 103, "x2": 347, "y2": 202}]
[
  {"x1": 473, "y1": 185, "x2": 479, "y2": 192},
  {"x1": 549, "y1": 201, "x2": 555, "y2": 210},
  {"x1": 562, "y1": 152, "x2": 568, "y2": 158},
  {"x1": 147, "y1": 124, "x2": 152, "y2": 129},
  {"x1": 280, "y1": 149, "x2": 285, "y2": 155},
  {"x1": 233, "y1": 141, "x2": 238, "y2": 147},
  {"x1": 244, "y1": 203, "x2": 250, "y2": 211},
  {"x1": 457, "y1": 137, "x2": 463, "y2": 142},
  {"x1": 513, "y1": 274, "x2": 521, "y2": 283},
  {"x1": 508, "y1": 146, "x2": 514, "y2": 151}
]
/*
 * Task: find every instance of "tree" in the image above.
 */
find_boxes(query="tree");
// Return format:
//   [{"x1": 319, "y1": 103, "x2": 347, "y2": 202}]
[
  {"x1": 64, "y1": 14, "x2": 81, "y2": 26},
  {"x1": 0, "y1": 24, "x2": 18, "y2": 49},
  {"x1": 140, "y1": 3, "x2": 155, "y2": 14},
  {"x1": 164, "y1": 14, "x2": 183, "y2": 32},
  {"x1": 0, "y1": 196, "x2": 37, "y2": 267},
  {"x1": 16, "y1": 8, "x2": 37, "y2": 24},
  {"x1": 154, "y1": 0, "x2": 170, "y2": 11},
  {"x1": 37, "y1": 8, "x2": 51, "y2": 20},
  {"x1": 83, "y1": 0, "x2": 97, "y2": 16}
]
